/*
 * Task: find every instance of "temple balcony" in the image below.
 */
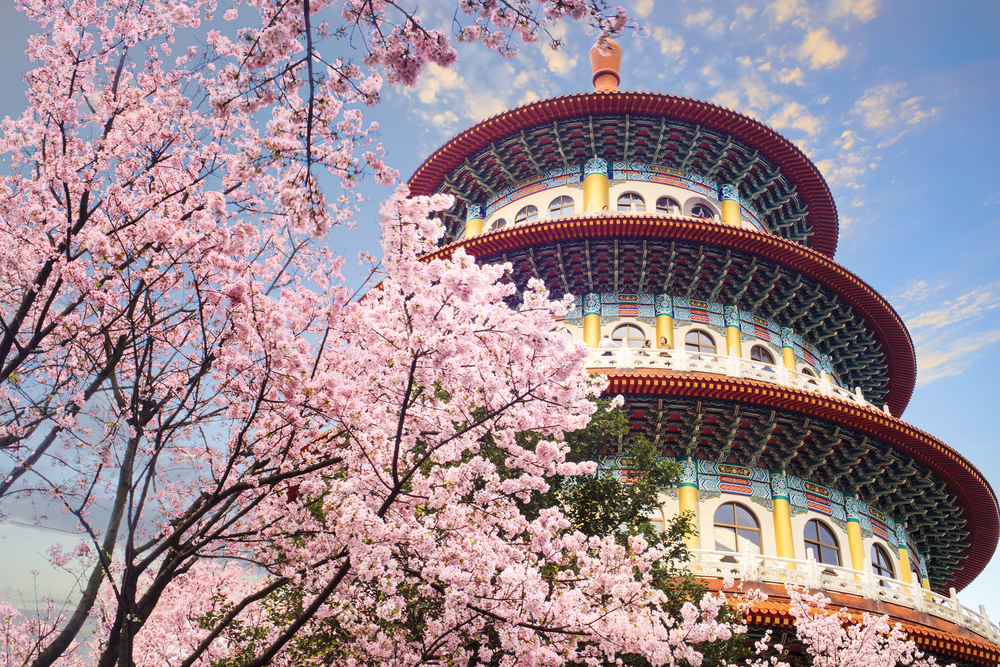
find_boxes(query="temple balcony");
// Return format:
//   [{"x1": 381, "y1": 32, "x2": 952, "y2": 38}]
[
  {"x1": 585, "y1": 346, "x2": 888, "y2": 413},
  {"x1": 688, "y1": 548, "x2": 1000, "y2": 646}
]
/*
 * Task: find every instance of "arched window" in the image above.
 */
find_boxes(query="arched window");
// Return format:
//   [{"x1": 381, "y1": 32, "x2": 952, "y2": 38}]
[
  {"x1": 646, "y1": 506, "x2": 665, "y2": 534},
  {"x1": 714, "y1": 502, "x2": 761, "y2": 554},
  {"x1": 612, "y1": 324, "x2": 646, "y2": 349},
  {"x1": 656, "y1": 196, "x2": 680, "y2": 213},
  {"x1": 548, "y1": 196, "x2": 575, "y2": 216},
  {"x1": 489, "y1": 218, "x2": 507, "y2": 232},
  {"x1": 804, "y1": 519, "x2": 841, "y2": 566},
  {"x1": 691, "y1": 203, "x2": 715, "y2": 220},
  {"x1": 750, "y1": 346, "x2": 775, "y2": 365},
  {"x1": 617, "y1": 192, "x2": 646, "y2": 212},
  {"x1": 515, "y1": 205, "x2": 538, "y2": 224},
  {"x1": 871, "y1": 543, "x2": 895, "y2": 583},
  {"x1": 684, "y1": 329, "x2": 716, "y2": 355}
]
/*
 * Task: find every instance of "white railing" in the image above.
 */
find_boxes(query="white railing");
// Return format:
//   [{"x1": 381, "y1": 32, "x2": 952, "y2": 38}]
[
  {"x1": 586, "y1": 346, "x2": 888, "y2": 414},
  {"x1": 688, "y1": 549, "x2": 1000, "y2": 644}
]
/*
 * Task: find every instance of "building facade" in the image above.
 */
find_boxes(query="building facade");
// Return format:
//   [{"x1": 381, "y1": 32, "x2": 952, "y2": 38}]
[{"x1": 407, "y1": 43, "x2": 1000, "y2": 665}]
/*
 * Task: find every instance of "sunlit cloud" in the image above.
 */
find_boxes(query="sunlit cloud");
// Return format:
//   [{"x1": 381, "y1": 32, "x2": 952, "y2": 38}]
[
  {"x1": 797, "y1": 28, "x2": 847, "y2": 69},
  {"x1": 831, "y1": 0, "x2": 880, "y2": 22}
]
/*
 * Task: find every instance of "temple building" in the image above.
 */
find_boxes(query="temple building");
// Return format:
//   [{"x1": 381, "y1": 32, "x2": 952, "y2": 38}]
[{"x1": 407, "y1": 42, "x2": 1000, "y2": 664}]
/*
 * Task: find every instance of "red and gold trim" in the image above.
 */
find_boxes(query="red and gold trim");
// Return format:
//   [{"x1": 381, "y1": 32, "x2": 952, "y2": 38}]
[
  {"x1": 601, "y1": 369, "x2": 998, "y2": 592},
  {"x1": 408, "y1": 91, "x2": 840, "y2": 257},
  {"x1": 424, "y1": 213, "x2": 916, "y2": 417}
]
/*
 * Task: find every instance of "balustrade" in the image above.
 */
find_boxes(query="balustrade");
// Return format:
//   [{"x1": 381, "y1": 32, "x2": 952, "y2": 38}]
[
  {"x1": 687, "y1": 549, "x2": 1000, "y2": 644},
  {"x1": 584, "y1": 346, "x2": 888, "y2": 412}
]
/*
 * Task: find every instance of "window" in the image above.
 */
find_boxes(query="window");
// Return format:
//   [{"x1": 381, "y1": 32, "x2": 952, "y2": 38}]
[
  {"x1": 714, "y1": 503, "x2": 761, "y2": 555},
  {"x1": 656, "y1": 196, "x2": 680, "y2": 213},
  {"x1": 515, "y1": 205, "x2": 538, "y2": 224},
  {"x1": 804, "y1": 519, "x2": 841, "y2": 566},
  {"x1": 646, "y1": 506, "x2": 665, "y2": 534},
  {"x1": 684, "y1": 329, "x2": 716, "y2": 355},
  {"x1": 871, "y1": 543, "x2": 895, "y2": 583},
  {"x1": 489, "y1": 218, "x2": 507, "y2": 232},
  {"x1": 617, "y1": 192, "x2": 646, "y2": 212},
  {"x1": 750, "y1": 346, "x2": 775, "y2": 365},
  {"x1": 612, "y1": 324, "x2": 646, "y2": 349},
  {"x1": 548, "y1": 196, "x2": 575, "y2": 216},
  {"x1": 691, "y1": 203, "x2": 715, "y2": 220}
]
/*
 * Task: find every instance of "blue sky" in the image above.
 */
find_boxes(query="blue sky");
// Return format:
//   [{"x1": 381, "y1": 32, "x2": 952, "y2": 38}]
[{"x1": 0, "y1": 0, "x2": 998, "y2": 621}]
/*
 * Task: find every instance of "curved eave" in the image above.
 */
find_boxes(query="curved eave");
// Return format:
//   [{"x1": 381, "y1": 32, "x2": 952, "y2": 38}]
[
  {"x1": 408, "y1": 90, "x2": 839, "y2": 257},
  {"x1": 599, "y1": 369, "x2": 999, "y2": 593},
  {"x1": 727, "y1": 582, "x2": 1000, "y2": 664},
  {"x1": 425, "y1": 214, "x2": 916, "y2": 416}
]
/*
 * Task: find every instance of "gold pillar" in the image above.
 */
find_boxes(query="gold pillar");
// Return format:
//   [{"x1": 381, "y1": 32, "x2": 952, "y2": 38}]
[
  {"x1": 719, "y1": 184, "x2": 741, "y2": 227},
  {"x1": 656, "y1": 315, "x2": 675, "y2": 350},
  {"x1": 678, "y1": 457, "x2": 699, "y2": 549},
  {"x1": 582, "y1": 292, "x2": 601, "y2": 349},
  {"x1": 771, "y1": 471, "x2": 795, "y2": 560},
  {"x1": 654, "y1": 294, "x2": 674, "y2": 350},
  {"x1": 847, "y1": 520, "x2": 865, "y2": 571},
  {"x1": 898, "y1": 545, "x2": 913, "y2": 586},
  {"x1": 780, "y1": 326, "x2": 796, "y2": 370},
  {"x1": 724, "y1": 305, "x2": 741, "y2": 357},
  {"x1": 465, "y1": 203, "x2": 485, "y2": 239},
  {"x1": 582, "y1": 158, "x2": 610, "y2": 212}
]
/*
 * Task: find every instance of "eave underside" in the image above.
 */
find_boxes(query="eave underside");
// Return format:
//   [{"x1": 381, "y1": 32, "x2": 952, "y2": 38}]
[
  {"x1": 489, "y1": 236, "x2": 888, "y2": 405},
  {"x1": 598, "y1": 371, "x2": 999, "y2": 593},
  {"x1": 434, "y1": 114, "x2": 812, "y2": 246}
]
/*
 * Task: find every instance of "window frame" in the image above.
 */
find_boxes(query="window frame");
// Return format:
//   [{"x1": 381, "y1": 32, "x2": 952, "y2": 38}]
[
  {"x1": 656, "y1": 196, "x2": 680, "y2": 213},
  {"x1": 871, "y1": 543, "x2": 896, "y2": 582},
  {"x1": 616, "y1": 192, "x2": 646, "y2": 212},
  {"x1": 713, "y1": 502, "x2": 762, "y2": 555},
  {"x1": 548, "y1": 195, "x2": 575, "y2": 217},
  {"x1": 514, "y1": 205, "x2": 538, "y2": 224},
  {"x1": 684, "y1": 329, "x2": 717, "y2": 355},
  {"x1": 804, "y1": 519, "x2": 842, "y2": 567},
  {"x1": 750, "y1": 345, "x2": 776, "y2": 365},
  {"x1": 612, "y1": 323, "x2": 646, "y2": 349}
]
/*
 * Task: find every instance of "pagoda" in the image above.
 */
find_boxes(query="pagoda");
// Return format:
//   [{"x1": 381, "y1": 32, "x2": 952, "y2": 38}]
[{"x1": 407, "y1": 42, "x2": 1000, "y2": 665}]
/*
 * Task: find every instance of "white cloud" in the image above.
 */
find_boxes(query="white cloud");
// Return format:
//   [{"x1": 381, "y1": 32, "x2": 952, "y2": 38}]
[
  {"x1": 766, "y1": 0, "x2": 808, "y2": 25},
  {"x1": 778, "y1": 67, "x2": 804, "y2": 85},
  {"x1": 652, "y1": 26, "x2": 685, "y2": 56},
  {"x1": 897, "y1": 280, "x2": 1000, "y2": 386},
  {"x1": 767, "y1": 100, "x2": 822, "y2": 136},
  {"x1": 797, "y1": 28, "x2": 847, "y2": 69},
  {"x1": 635, "y1": 0, "x2": 655, "y2": 19},
  {"x1": 416, "y1": 63, "x2": 465, "y2": 105},
  {"x1": 685, "y1": 8, "x2": 714, "y2": 26},
  {"x1": 831, "y1": 0, "x2": 879, "y2": 22}
]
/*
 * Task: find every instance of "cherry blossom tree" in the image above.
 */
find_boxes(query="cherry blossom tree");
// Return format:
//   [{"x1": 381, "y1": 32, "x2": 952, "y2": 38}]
[{"x1": 0, "y1": 1, "x2": 720, "y2": 664}]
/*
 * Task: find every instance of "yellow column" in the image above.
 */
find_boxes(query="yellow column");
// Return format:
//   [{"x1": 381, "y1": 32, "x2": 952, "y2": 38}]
[
  {"x1": 771, "y1": 471, "x2": 795, "y2": 560},
  {"x1": 845, "y1": 495, "x2": 865, "y2": 573},
  {"x1": 654, "y1": 293, "x2": 674, "y2": 350},
  {"x1": 582, "y1": 292, "x2": 601, "y2": 349},
  {"x1": 724, "y1": 305, "x2": 742, "y2": 357},
  {"x1": 719, "y1": 184, "x2": 742, "y2": 228},
  {"x1": 582, "y1": 158, "x2": 610, "y2": 212},
  {"x1": 464, "y1": 203, "x2": 485, "y2": 239},
  {"x1": 678, "y1": 457, "x2": 699, "y2": 549},
  {"x1": 780, "y1": 326, "x2": 796, "y2": 371},
  {"x1": 895, "y1": 522, "x2": 914, "y2": 586}
]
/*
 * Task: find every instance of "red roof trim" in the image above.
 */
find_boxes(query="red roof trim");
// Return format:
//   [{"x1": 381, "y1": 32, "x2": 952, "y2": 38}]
[
  {"x1": 599, "y1": 370, "x2": 999, "y2": 593},
  {"x1": 425, "y1": 214, "x2": 916, "y2": 416},
  {"x1": 407, "y1": 91, "x2": 840, "y2": 257}
]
